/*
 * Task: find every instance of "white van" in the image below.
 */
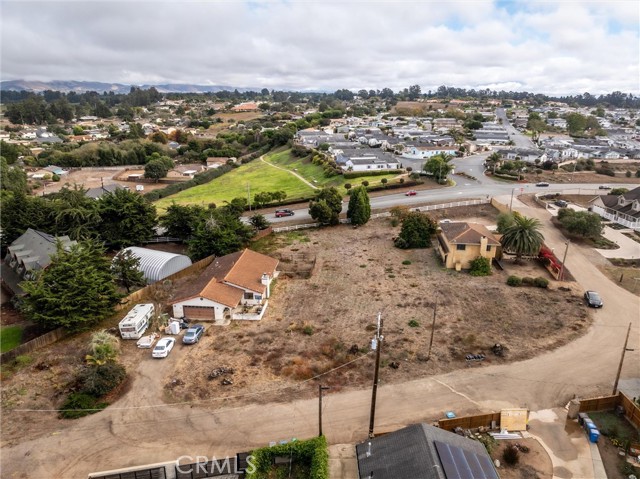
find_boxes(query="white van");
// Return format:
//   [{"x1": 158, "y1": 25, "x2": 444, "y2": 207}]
[{"x1": 119, "y1": 303, "x2": 154, "y2": 339}]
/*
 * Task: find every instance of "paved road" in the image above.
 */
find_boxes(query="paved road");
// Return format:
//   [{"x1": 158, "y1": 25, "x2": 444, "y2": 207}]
[
  {"x1": 4, "y1": 192, "x2": 639, "y2": 477},
  {"x1": 496, "y1": 107, "x2": 537, "y2": 149}
]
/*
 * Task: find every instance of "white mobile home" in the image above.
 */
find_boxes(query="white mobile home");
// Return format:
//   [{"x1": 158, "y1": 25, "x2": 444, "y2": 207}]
[{"x1": 119, "y1": 303, "x2": 154, "y2": 339}]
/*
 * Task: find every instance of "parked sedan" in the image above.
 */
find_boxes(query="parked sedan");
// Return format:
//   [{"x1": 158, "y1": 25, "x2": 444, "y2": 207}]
[
  {"x1": 405, "y1": 190, "x2": 417, "y2": 196},
  {"x1": 598, "y1": 185, "x2": 612, "y2": 190},
  {"x1": 584, "y1": 291, "x2": 603, "y2": 308},
  {"x1": 182, "y1": 324, "x2": 205, "y2": 344},
  {"x1": 152, "y1": 337, "x2": 176, "y2": 358},
  {"x1": 536, "y1": 182, "x2": 550, "y2": 187}
]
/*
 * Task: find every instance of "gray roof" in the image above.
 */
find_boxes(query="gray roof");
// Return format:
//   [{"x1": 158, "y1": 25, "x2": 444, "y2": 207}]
[
  {"x1": 119, "y1": 247, "x2": 192, "y2": 283},
  {"x1": 356, "y1": 423, "x2": 498, "y2": 479},
  {"x1": 5, "y1": 229, "x2": 76, "y2": 275},
  {"x1": 85, "y1": 184, "x2": 124, "y2": 199}
]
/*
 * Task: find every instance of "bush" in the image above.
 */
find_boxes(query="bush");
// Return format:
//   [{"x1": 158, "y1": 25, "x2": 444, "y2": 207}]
[
  {"x1": 302, "y1": 325, "x2": 314, "y2": 336},
  {"x1": 408, "y1": 319, "x2": 419, "y2": 328},
  {"x1": 521, "y1": 276, "x2": 534, "y2": 286},
  {"x1": 247, "y1": 435, "x2": 328, "y2": 479},
  {"x1": 506, "y1": 275, "x2": 522, "y2": 287},
  {"x1": 533, "y1": 277, "x2": 549, "y2": 288},
  {"x1": 79, "y1": 362, "x2": 127, "y2": 397},
  {"x1": 59, "y1": 393, "x2": 108, "y2": 419},
  {"x1": 343, "y1": 170, "x2": 400, "y2": 179},
  {"x1": 469, "y1": 257, "x2": 492, "y2": 276},
  {"x1": 502, "y1": 444, "x2": 520, "y2": 465},
  {"x1": 595, "y1": 167, "x2": 615, "y2": 177},
  {"x1": 402, "y1": 260, "x2": 412, "y2": 265}
]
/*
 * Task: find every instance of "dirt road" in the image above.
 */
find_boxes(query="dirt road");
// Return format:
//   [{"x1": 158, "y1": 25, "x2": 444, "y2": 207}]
[{"x1": 2, "y1": 199, "x2": 639, "y2": 478}]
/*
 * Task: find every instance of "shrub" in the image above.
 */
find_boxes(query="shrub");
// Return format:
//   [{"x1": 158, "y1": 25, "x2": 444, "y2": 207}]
[
  {"x1": 247, "y1": 436, "x2": 328, "y2": 479},
  {"x1": 469, "y1": 256, "x2": 492, "y2": 276},
  {"x1": 86, "y1": 331, "x2": 120, "y2": 365},
  {"x1": 302, "y1": 325, "x2": 314, "y2": 336},
  {"x1": 506, "y1": 275, "x2": 522, "y2": 286},
  {"x1": 51, "y1": 174, "x2": 61, "y2": 182},
  {"x1": 402, "y1": 260, "x2": 412, "y2": 265},
  {"x1": 59, "y1": 393, "x2": 108, "y2": 419},
  {"x1": 502, "y1": 444, "x2": 520, "y2": 465},
  {"x1": 79, "y1": 362, "x2": 127, "y2": 397},
  {"x1": 361, "y1": 180, "x2": 369, "y2": 187},
  {"x1": 408, "y1": 319, "x2": 419, "y2": 328},
  {"x1": 595, "y1": 167, "x2": 615, "y2": 177},
  {"x1": 534, "y1": 277, "x2": 549, "y2": 288},
  {"x1": 522, "y1": 276, "x2": 534, "y2": 286}
]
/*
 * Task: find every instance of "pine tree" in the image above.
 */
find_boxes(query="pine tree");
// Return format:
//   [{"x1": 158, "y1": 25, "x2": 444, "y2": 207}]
[
  {"x1": 20, "y1": 239, "x2": 122, "y2": 330},
  {"x1": 112, "y1": 249, "x2": 146, "y2": 293},
  {"x1": 347, "y1": 186, "x2": 371, "y2": 226}
]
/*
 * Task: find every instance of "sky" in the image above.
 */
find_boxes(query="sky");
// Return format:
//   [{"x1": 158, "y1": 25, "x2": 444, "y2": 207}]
[{"x1": 1, "y1": 0, "x2": 639, "y2": 95}]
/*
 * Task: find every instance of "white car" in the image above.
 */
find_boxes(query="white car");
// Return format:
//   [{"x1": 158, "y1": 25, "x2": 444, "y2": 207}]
[{"x1": 152, "y1": 337, "x2": 176, "y2": 358}]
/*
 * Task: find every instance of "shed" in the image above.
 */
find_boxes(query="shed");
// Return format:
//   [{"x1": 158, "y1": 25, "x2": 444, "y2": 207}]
[{"x1": 119, "y1": 247, "x2": 192, "y2": 283}]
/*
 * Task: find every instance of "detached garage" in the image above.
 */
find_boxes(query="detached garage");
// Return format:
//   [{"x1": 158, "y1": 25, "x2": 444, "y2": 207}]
[{"x1": 117, "y1": 247, "x2": 192, "y2": 283}]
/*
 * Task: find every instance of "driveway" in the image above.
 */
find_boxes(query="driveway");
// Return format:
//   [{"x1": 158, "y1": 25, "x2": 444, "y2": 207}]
[
  {"x1": 3, "y1": 200, "x2": 639, "y2": 478},
  {"x1": 597, "y1": 226, "x2": 640, "y2": 259}
]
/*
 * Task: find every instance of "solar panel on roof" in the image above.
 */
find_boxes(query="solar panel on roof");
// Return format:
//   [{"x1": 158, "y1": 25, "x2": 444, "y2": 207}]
[{"x1": 434, "y1": 440, "x2": 499, "y2": 479}]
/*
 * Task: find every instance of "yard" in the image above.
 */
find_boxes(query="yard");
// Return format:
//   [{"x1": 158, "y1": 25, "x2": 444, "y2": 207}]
[
  {"x1": 589, "y1": 411, "x2": 640, "y2": 479},
  {"x1": 0, "y1": 326, "x2": 22, "y2": 353},
  {"x1": 161, "y1": 205, "x2": 592, "y2": 408}
]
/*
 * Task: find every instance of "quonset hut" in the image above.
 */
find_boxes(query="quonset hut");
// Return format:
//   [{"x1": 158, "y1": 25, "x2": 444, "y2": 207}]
[{"x1": 119, "y1": 247, "x2": 192, "y2": 283}]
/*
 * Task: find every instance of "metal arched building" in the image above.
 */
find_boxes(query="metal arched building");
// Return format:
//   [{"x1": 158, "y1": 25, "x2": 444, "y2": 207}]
[{"x1": 120, "y1": 247, "x2": 192, "y2": 283}]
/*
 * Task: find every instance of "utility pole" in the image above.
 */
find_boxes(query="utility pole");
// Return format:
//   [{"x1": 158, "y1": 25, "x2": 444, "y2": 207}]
[
  {"x1": 559, "y1": 240, "x2": 570, "y2": 281},
  {"x1": 368, "y1": 312, "x2": 384, "y2": 439},
  {"x1": 427, "y1": 293, "x2": 438, "y2": 361},
  {"x1": 318, "y1": 384, "x2": 330, "y2": 437},
  {"x1": 613, "y1": 322, "x2": 634, "y2": 395},
  {"x1": 509, "y1": 188, "x2": 515, "y2": 212}
]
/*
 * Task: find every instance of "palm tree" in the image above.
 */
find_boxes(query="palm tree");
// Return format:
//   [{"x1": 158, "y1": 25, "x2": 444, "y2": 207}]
[{"x1": 500, "y1": 215, "x2": 544, "y2": 263}]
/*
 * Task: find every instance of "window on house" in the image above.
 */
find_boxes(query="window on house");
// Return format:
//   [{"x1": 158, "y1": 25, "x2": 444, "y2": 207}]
[
  {"x1": 486, "y1": 245, "x2": 491, "y2": 251},
  {"x1": 243, "y1": 292, "x2": 254, "y2": 300},
  {"x1": 456, "y1": 244, "x2": 466, "y2": 250}
]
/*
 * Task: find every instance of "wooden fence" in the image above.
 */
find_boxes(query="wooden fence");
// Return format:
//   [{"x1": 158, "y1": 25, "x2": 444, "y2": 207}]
[
  {"x1": 438, "y1": 412, "x2": 502, "y2": 432},
  {"x1": 114, "y1": 254, "x2": 216, "y2": 311},
  {"x1": 0, "y1": 327, "x2": 68, "y2": 363},
  {"x1": 578, "y1": 392, "x2": 640, "y2": 430}
]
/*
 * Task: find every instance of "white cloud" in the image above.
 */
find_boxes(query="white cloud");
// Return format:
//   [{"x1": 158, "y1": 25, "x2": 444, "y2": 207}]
[{"x1": 0, "y1": 0, "x2": 638, "y2": 95}]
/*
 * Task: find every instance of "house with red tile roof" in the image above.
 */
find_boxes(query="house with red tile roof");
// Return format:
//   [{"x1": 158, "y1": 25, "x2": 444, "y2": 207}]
[{"x1": 170, "y1": 249, "x2": 279, "y2": 322}]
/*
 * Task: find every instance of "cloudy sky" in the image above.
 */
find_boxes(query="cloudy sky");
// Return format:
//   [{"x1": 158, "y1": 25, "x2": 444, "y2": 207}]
[{"x1": 1, "y1": 0, "x2": 639, "y2": 95}]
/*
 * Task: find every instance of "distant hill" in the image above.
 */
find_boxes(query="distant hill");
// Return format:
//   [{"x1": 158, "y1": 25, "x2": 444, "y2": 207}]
[{"x1": 0, "y1": 80, "x2": 257, "y2": 94}]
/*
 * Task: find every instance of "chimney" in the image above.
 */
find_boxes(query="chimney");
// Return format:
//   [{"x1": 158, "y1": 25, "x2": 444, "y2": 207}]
[
  {"x1": 480, "y1": 235, "x2": 488, "y2": 257},
  {"x1": 261, "y1": 273, "x2": 270, "y2": 298}
]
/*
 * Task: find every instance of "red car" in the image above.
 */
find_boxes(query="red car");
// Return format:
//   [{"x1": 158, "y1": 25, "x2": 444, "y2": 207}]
[
  {"x1": 275, "y1": 209, "x2": 295, "y2": 218},
  {"x1": 405, "y1": 190, "x2": 417, "y2": 196}
]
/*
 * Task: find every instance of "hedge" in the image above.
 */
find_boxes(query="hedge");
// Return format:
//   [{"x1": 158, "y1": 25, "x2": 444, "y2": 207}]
[
  {"x1": 493, "y1": 173, "x2": 521, "y2": 181},
  {"x1": 344, "y1": 169, "x2": 404, "y2": 179},
  {"x1": 247, "y1": 436, "x2": 328, "y2": 479},
  {"x1": 143, "y1": 164, "x2": 235, "y2": 201}
]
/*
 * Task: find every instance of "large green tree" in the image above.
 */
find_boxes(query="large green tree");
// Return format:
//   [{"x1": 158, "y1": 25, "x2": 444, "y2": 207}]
[
  {"x1": 347, "y1": 186, "x2": 371, "y2": 226},
  {"x1": 111, "y1": 249, "x2": 146, "y2": 293},
  {"x1": 20, "y1": 239, "x2": 121, "y2": 330},
  {"x1": 97, "y1": 188, "x2": 157, "y2": 248},
  {"x1": 159, "y1": 203, "x2": 205, "y2": 241},
  {"x1": 423, "y1": 154, "x2": 453, "y2": 183},
  {"x1": 0, "y1": 193, "x2": 56, "y2": 248},
  {"x1": 394, "y1": 212, "x2": 437, "y2": 249},
  {"x1": 309, "y1": 187, "x2": 343, "y2": 225},
  {"x1": 51, "y1": 186, "x2": 101, "y2": 240},
  {"x1": 499, "y1": 215, "x2": 544, "y2": 263},
  {"x1": 144, "y1": 158, "x2": 169, "y2": 182},
  {"x1": 187, "y1": 209, "x2": 254, "y2": 261},
  {"x1": 1, "y1": 157, "x2": 29, "y2": 195},
  {"x1": 557, "y1": 209, "x2": 603, "y2": 239}
]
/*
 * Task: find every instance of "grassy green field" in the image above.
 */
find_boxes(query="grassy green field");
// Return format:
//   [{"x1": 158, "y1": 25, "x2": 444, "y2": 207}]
[
  {"x1": 266, "y1": 149, "x2": 401, "y2": 189},
  {"x1": 0, "y1": 326, "x2": 23, "y2": 353},
  {"x1": 154, "y1": 149, "x2": 404, "y2": 211},
  {"x1": 155, "y1": 154, "x2": 316, "y2": 210}
]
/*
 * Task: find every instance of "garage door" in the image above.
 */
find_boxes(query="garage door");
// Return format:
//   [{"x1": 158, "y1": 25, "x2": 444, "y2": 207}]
[{"x1": 183, "y1": 305, "x2": 215, "y2": 320}]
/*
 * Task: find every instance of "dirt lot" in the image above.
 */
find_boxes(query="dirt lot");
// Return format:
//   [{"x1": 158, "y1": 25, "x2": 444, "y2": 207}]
[
  {"x1": 30, "y1": 167, "x2": 169, "y2": 195},
  {"x1": 491, "y1": 438, "x2": 553, "y2": 479},
  {"x1": 520, "y1": 167, "x2": 640, "y2": 185},
  {"x1": 0, "y1": 205, "x2": 594, "y2": 444}
]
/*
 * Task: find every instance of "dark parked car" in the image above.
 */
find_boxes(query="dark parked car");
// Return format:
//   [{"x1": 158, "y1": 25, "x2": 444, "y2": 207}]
[
  {"x1": 275, "y1": 209, "x2": 295, "y2": 218},
  {"x1": 554, "y1": 200, "x2": 568, "y2": 207},
  {"x1": 536, "y1": 182, "x2": 550, "y2": 187},
  {"x1": 182, "y1": 324, "x2": 205, "y2": 344},
  {"x1": 584, "y1": 291, "x2": 603, "y2": 308},
  {"x1": 598, "y1": 185, "x2": 612, "y2": 190}
]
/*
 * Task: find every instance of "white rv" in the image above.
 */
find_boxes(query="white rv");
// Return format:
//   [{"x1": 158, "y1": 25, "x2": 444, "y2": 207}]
[{"x1": 119, "y1": 303, "x2": 154, "y2": 339}]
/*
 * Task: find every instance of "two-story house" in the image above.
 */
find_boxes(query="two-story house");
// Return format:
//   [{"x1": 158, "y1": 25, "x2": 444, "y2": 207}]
[{"x1": 590, "y1": 186, "x2": 640, "y2": 230}]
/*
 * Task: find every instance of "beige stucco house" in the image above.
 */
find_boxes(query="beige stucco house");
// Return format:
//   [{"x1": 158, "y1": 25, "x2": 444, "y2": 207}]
[{"x1": 436, "y1": 222, "x2": 501, "y2": 270}]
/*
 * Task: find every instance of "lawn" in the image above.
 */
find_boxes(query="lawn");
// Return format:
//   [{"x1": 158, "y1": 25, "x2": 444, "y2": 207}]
[
  {"x1": 265, "y1": 148, "x2": 402, "y2": 189},
  {"x1": 0, "y1": 326, "x2": 23, "y2": 353},
  {"x1": 154, "y1": 149, "x2": 404, "y2": 211},
  {"x1": 154, "y1": 156, "x2": 316, "y2": 211}
]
